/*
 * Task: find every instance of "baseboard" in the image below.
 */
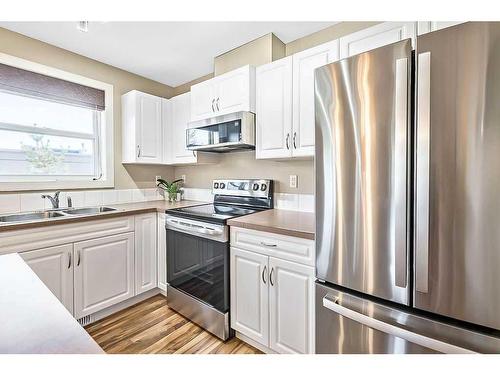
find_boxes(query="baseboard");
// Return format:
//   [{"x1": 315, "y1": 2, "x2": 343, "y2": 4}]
[
  {"x1": 84, "y1": 288, "x2": 162, "y2": 325},
  {"x1": 235, "y1": 332, "x2": 276, "y2": 354}
]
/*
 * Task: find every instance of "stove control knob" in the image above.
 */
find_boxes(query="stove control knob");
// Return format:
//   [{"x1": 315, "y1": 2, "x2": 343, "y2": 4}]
[
  {"x1": 260, "y1": 184, "x2": 267, "y2": 191},
  {"x1": 214, "y1": 182, "x2": 219, "y2": 189},
  {"x1": 252, "y1": 183, "x2": 259, "y2": 191},
  {"x1": 219, "y1": 182, "x2": 226, "y2": 189}
]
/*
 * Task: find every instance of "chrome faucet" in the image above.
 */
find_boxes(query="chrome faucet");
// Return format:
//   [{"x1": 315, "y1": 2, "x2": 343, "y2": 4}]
[{"x1": 41, "y1": 191, "x2": 61, "y2": 209}]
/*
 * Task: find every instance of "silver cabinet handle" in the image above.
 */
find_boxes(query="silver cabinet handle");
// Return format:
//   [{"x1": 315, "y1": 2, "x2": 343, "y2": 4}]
[
  {"x1": 68, "y1": 252, "x2": 72, "y2": 269},
  {"x1": 416, "y1": 51, "x2": 431, "y2": 294},
  {"x1": 293, "y1": 132, "x2": 297, "y2": 149},
  {"x1": 285, "y1": 133, "x2": 290, "y2": 150},
  {"x1": 260, "y1": 241, "x2": 277, "y2": 247},
  {"x1": 137, "y1": 145, "x2": 141, "y2": 158},
  {"x1": 216, "y1": 97, "x2": 220, "y2": 111},
  {"x1": 262, "y1": 265, "x2": 267, "y2": 284},
  {"x1": 77, "y1": 250, "x2": 81, "y2": 267},
  {"x1": 211, "y1": 98, "x2": 215, "y2": 112},
  {"x1": 269, "y1": 267, "x2": 275, "y2": 286},
  {"x1": 322, "y1": 294, "x2": 474, "y2": 354},
  {"x1": 394, "y1": 57, "x2": 409, "y2": 288}
]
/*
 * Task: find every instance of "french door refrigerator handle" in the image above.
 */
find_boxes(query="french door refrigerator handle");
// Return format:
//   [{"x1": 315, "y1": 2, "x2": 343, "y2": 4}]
[
  {"x1": 322, "y1": 294, "x2": 474, "y2": 354},
  {"x1": 416, "y1": 51, "x2": 431, "y2": 294},
  {"x1": 394, "y1": 57, "x2": 408, "y2": 288}
]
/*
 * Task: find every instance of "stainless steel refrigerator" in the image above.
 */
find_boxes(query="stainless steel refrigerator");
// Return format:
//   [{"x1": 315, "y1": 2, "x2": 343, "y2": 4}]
[{"x1": 315, "y1": 22, "x2": 500, "y2": 354}]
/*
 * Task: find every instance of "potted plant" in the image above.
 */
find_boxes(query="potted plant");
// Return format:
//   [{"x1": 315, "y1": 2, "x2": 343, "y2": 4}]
[{"x1": 156, "y1": 178, "x2": 184, "y2": 202}]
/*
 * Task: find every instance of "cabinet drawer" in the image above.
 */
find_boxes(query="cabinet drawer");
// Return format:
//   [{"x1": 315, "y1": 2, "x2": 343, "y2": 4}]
[{"x1": 230, "y1": 227, "x2": 314, "y2": 266}]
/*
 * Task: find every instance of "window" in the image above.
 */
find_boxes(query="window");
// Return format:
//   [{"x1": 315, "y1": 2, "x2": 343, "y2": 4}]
[{"x1": 0, "y1": 54, "x2": 114, "y2": 191}]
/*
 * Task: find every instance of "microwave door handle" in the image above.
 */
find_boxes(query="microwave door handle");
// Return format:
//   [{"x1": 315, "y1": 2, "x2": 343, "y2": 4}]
[
  {"x1": 416, "y1": 52, "x2": 431, "y2": 294},
  {"x1": 322, "y1": 294, "x2": 474, "y2": 354},
  {"x1": 394, "y1": 57, "x2": 408, "y2": 288}
]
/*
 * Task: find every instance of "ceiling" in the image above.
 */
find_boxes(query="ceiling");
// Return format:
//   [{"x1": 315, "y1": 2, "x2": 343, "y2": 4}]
[{"x1": 0, "y1": 22, "x2": 336, "y2": 87}]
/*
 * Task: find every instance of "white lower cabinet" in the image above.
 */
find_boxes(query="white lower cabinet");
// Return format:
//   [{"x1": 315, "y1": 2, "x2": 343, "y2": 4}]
[
  {"x1": 230, "y1": 232, "x2": 315, "y2": 354},
  {"x1": 269, "y1": 257, "x2": 315, "y2": 354},
  {"x1": 157, "y1": 213, "x2": 167, "y2": 292},
  {"x1": 134, "y1": 213, "x2": 157, "y2": 294},
  {"x1": 231, "y1": 247, "x2": 269, "y2": 346},
  {"x1": 21, "y1": 244, "x2": 74, "y2": 314},
  {"x1": 73, "y1": 232, "x2": 135, "y2": 319}
]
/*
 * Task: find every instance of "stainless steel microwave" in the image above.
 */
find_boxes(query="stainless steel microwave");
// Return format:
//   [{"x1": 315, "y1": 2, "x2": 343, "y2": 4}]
[{"x1": 186, "y1": 111, "x2": 255, "y2": 153}]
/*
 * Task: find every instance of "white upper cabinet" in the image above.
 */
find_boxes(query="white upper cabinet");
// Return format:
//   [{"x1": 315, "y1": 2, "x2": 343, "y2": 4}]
[
  {"x1": 21, "y1": 244, "x2": 74, "y2": 315},
  {"x1": 256, "y1": 56, "x2": 293, "y2": 159},
  {"x1": 190, "y1": 65, "x2": 256, "y2": 122},
  {"x1": 417, "y1": 21, "x2": 465, "y2": 35},
  {"x1": 340, "y1": 22, "x2": 417, "y2": 59},
  {"x1": 292, "y1": 39, "x2": 339, "y2": 157},
  {"x1": 170, "y1": 92, "x2": 197, "y2": 164},
  {"x1": 134, "y1": 213, "x2": 157, "y2": 295},
  {"x1": 122, "y1": 90, "x2": 163, "y2": 164}
]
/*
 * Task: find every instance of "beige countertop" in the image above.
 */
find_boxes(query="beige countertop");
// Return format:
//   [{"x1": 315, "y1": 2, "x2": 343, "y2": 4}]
[
  {"x1": 0, "y1": 199, "x2": 206, "y2": 232},
  {"x1": 228, "y1": 209, "x2": 315, "y2": 240},
  {"x1": 0, "y1": 253, "x2": 104, "y2": 354}
]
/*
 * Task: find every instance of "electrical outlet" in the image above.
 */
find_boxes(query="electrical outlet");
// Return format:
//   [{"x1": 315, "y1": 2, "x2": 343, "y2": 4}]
[
  {"x1": 290, "y1": 175, "x2": 298, "y2": 188},
  {"x1": 181, "y1": 174, "x2": 186, "y2": 183},
  {"x1": 155, "y1": 176, "x2": 162, "y2": 185}
]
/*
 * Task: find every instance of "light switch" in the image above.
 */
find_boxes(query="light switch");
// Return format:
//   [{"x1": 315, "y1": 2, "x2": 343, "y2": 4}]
[{"x1": 290, "y1": 175, "x2": 298, "y2": 188}]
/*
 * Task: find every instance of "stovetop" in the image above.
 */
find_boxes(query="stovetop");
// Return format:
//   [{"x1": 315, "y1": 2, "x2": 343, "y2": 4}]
[{"x1": 166, "y1": 203, "x2": 263, "y2": 224}]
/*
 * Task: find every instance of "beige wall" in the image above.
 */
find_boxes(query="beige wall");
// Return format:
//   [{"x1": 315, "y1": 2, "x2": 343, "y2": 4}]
[
  {"x1": 214, "y1": 33, "x2": 285, "y2": 76},
  {"x1": 175, "y1": 152, "x2": 314, "y2": 194},
  {"x1": 0, "y1": 27, "x2": 176, "y2": 190},
  {"x1": 172, "y1": 73, "x2": 214, "y2": 96}
]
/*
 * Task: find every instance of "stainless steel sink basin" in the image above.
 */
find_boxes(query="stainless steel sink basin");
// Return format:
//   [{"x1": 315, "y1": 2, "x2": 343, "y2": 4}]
[
  {"x1": 0, "y1": 211, "x2": 66, "y2": 223},
  {"x1": 61, "y1": 206, "x2": 117, "y2": 215}
]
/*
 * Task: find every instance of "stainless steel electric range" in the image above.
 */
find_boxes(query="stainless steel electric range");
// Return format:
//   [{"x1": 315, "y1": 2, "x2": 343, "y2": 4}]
[{"x1": 165, "y1": 179, "x2": 273, "y2": 340}]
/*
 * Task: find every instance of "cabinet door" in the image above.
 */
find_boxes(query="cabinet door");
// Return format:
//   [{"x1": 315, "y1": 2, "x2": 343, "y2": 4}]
[
  {"x1": 417, "y1": 21, "x2": 464, "y2": 35},
  {"x1": 171, "y1": 92, "x2": 197, "y2": 164},
  {"x1": 216, "y1": 65, "x2": 255, "y2": 116},
  {"x1": 339, "y1": 22, "x2": 417, "y2": 58},
  {"x1": 161, "y1": 98, "x2": 172, "y2": 164},
  {"x1": 230, "y1": 247, "x2": 269, "y2": 346},
  {"x1": 190, "y1": 80, "x2": 217, "y2": 121},
  {"x1": 21, "y1": 244, "x2": 74, "y2": 315},
  {"x1": 136, "y1": 92, "x2": 163, "y2": 163},
  {"x1": 74, "y1": 232, "x2": 134, "y2": 319},
  {"x1": 135, "y1": 213, "x2": 157, "y2": 294},
  {"x1": 256, "y1": 57, "x2": 293, "y2": 159},
  {"x1": 157, "y1": 213, "x2": 167, "y2": 292},
  {"x1": 292, "y1": 40, "x2": 339, "y2": 157},
  {"x1": 269, "y1": 257, "x2": 315, "y2": 354}
]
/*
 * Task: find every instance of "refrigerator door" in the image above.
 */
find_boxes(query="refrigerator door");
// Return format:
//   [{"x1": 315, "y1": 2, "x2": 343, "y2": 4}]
[
  {"x1": 316, "y1": 282, "x2": 500, "y2": 354},
  {"x1": 415, "y1": 22, "x2": 500, "y2": 330},
  {"x1": 315, "y1": 40, "x2": 411, "y2": 304}
]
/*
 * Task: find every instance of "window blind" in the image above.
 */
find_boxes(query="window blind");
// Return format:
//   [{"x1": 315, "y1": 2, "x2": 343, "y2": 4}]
[{"x1": 0, "y1": 63, "x2": 105, "y2": 111}]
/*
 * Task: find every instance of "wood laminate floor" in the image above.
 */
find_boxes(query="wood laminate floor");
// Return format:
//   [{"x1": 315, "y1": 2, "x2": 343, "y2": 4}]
[{"x1": 85, "y1": 294, "x2": 262, "y2": 354}]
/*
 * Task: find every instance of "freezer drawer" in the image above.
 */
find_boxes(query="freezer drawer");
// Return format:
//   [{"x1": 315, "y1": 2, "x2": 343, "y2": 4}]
[{"x1": 315, "y1": 282, "x2": 500, "y2": 354}]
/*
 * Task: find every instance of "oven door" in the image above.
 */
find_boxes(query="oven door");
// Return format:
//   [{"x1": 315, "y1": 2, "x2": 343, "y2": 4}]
[{"x1": 166, "y1": 215, "x2": 229, "y2": 313}]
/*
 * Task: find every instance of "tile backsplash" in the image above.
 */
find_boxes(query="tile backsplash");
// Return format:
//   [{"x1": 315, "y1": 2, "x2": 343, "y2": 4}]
[
  {"x1": 0, "y1": 188, "x2": 315, "y2": 214},
  {"x1": 0, "y1": 188, "x2": 164, "y2": 215},
  {"x1": 182, "y1": 188, "x2": 315, "y2": 213}
]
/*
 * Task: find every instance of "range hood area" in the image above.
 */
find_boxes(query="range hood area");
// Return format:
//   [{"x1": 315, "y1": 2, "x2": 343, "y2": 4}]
[{"x1": 186, "y1": 111, "x2": 256, "y2": 153}]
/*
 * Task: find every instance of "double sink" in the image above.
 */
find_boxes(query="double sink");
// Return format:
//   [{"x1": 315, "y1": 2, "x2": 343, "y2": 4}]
[{"x1": 0, "y1": 206, "x2": 117, "y2": 224}]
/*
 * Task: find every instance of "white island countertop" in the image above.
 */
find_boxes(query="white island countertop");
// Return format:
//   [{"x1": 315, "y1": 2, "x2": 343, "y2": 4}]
[{"x1": 0, "y1": 253, "x2": 103, "y2": 354}]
